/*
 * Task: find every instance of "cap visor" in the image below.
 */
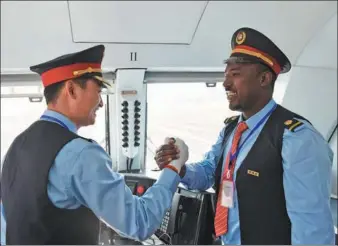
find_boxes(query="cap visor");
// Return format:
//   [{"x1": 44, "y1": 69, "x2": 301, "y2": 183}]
[
  {"x1": 224, "y1": 56, "x2": 262, "y2": 65},
  {"x1": 94, "y1": 75, "x2": 112, "y2": 88}
]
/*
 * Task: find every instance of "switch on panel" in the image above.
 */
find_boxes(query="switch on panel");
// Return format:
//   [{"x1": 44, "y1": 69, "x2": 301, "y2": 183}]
[
  {"x1": 121, "y1": 100, "x2": 129, "y2": 149},
  {"x1": 136, "y1": 185, "x2": 145, "y2": 195},
  {"x1": 133, "y1": 100, "x2": 141, "y2": 148},
  {"x1": 119, "y1": 97, "x2": 143, "y2": 161},
  {"x1": 122, "y1": 137, "x2": 128, "y2": 142},
  {"x1": 122, "y1": 143, "x2": 128, "y2": 148},
  {"x1": 134, "y1": 108, "x2": 141, "y2": 113}
]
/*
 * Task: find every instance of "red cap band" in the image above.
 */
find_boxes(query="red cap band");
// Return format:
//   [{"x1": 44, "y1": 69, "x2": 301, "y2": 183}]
[
  {"x1": 231, "y1": 45, "x2": 281, "y2": 74},
  {"x1": 41, "y1": 62, "x2": 101, "y2": 87}
]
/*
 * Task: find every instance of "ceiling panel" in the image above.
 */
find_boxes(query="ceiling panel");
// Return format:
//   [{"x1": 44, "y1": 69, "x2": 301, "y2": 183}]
[
  {"x1": 68, "y1": 1, "x2": 208, "y2": 44},
  {"x1": 0, "y1": 1, "x2": 336, "y2": 70}
]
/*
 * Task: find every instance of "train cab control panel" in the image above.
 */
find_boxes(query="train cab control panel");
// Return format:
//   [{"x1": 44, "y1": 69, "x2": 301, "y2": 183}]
[{"x1": 98, "y1": 173, "x2": 214, "y2": 245}]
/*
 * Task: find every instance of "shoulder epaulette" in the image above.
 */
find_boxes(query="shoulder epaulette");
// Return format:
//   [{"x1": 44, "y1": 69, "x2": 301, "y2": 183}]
[
  {"x1": 224, "y1": 115, "x2": 239, "y2": 125},
  {"x1": 284, "y1": 118, "x2": 304, "y2": 132}
]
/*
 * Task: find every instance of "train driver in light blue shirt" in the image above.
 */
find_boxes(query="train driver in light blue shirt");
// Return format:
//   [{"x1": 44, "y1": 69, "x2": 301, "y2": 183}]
[{"x1": 0, "y1": 44, "x2": 189, "y2": 245}]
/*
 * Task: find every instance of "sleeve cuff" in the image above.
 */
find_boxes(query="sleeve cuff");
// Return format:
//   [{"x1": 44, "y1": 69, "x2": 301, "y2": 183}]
[
  {"x1": 180, "y1": 164, "x2": 194, "y2": 185},
  {"x1": 156, "y1": 168, "x2": 181, "y2": 193}
]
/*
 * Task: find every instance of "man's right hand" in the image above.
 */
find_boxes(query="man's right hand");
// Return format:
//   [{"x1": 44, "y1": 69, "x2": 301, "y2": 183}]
[
  {"x1": 154, "y1": 137, "x2": 189, "y2": 176},
  {"x1": 154, "y1": 138, "x2": 178, "y2": 168},
  {"x1": 166, "y1": 137, "x2": 189, "y2": 173}
]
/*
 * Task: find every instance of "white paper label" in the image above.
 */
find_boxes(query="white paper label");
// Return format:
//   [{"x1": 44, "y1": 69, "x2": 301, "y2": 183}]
[{"x1": 221, "y1": 180, "x2": 234, "y2": 208}]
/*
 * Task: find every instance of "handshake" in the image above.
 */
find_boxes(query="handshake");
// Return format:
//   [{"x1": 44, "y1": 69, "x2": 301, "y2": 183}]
[{"x1": 154, "y1": 137, "x2": 189, "y2": 174}]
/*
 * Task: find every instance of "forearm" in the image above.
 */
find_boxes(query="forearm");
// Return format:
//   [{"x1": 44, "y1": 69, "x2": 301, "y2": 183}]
[
  {"x1": 288, "y1": 210, "x2": 335, "y2": 244},
  {"x1": 180, "y1": 162, "x2": 215, "y2": 191},
  {"x1": 70, "y1": 144, "x2": 181, "y2": 241},
  {"x1": 75, "y1": 168, "x2": 180, "y2": 241},
  {"x1": 286, "y1": 170, "x2": 335, "y2": 244},
  {"x1": 180, "y1": 129, "x2": 225, "y2": 191}
]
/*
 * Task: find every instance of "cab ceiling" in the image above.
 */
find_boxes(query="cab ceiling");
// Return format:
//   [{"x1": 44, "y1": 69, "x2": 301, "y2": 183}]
[
  {"x1": 1, "y1": 1, "x2": 337, "y2": 71},
  {"x1": 68, "y1": 1, "x2": 208, "y2": 44}
]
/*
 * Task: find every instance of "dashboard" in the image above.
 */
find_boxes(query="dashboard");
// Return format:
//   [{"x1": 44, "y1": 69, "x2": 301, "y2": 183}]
[{"x1": 98, "y1": 173, "x2": 215, "y2": 245}]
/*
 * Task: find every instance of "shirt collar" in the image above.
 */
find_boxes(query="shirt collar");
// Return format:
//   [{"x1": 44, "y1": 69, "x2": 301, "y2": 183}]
[
  {"x1": 40, "y1": 109, "x2": 78, "y2": 133},
  {"x1": 238, "y1": 99, "x2": 277, "y2": 130}
]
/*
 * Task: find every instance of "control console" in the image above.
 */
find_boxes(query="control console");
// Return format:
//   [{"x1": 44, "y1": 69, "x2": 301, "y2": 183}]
[
  {"x1": 98, "y1": 174, "x2": 214, "y2": 245},
  {"x1": 98, "y1": 174, "x2": 157, "y2": 245},
  {"x1": 154, "y1": 185, "x2": 214, "y2": 245},
  {"x1": 124, "y1": 173, "x2": 156, "y2": 196}
]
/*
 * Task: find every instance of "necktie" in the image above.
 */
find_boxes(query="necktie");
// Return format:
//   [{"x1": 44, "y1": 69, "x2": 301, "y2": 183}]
[{"x1": 214, "y1": 121, "x2": 248, "y2": 237}]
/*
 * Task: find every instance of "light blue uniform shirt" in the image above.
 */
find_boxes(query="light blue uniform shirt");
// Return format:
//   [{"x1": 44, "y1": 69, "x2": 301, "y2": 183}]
[
  {"x1": 181, "y1": 99, "x2": 335, "y2": 245},
  {"x1": 1, "y1": 109, "x2": 180, "y2": 245}
]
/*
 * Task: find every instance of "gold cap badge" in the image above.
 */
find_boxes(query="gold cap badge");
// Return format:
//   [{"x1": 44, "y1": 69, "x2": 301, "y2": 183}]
[{"x1": 236, "y1": 31, "x2": 246, "y2": 45}]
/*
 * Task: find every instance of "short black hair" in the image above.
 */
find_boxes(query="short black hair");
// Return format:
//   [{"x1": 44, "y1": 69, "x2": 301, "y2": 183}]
[
  {"x1": 255, "y1": 63, "x2": 277, "y2": 91},
  {"x1": 43, "y1": 77, "x2": 89, "y2": 104}
]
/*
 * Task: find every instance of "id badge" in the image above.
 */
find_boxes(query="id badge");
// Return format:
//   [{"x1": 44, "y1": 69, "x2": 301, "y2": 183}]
[{"x1": 221, "y1": 180, "x2": 234, "y2": 208}]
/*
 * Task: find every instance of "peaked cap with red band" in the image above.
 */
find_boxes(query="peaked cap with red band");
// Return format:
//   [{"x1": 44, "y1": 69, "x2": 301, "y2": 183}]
[
  {"x1": 30, "y1": 45, "x2": 111, "y2": 88},
  {"x1": 224, "y1": 27, "x2": 291, "y2": 75}
]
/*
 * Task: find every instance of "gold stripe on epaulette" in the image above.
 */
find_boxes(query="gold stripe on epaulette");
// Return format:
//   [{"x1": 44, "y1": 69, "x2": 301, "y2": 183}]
[
  {"x1": 284, "y1": 119, "x2": 304, "y2": 132},
  {"x1": 289, "y1": 121, "x2": 302, "y2": 131}
]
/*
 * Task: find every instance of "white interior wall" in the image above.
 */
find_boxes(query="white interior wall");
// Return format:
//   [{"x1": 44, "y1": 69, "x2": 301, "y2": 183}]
[
  {"x1": 282, "y1": 67, "x2": 337, "y2": 140},
  {"x1": 282, "y1": 12, "x2": 337, "y2": 197},
  {"x1": 282, "y1": 12, "x2": 337, "y2": 139}
]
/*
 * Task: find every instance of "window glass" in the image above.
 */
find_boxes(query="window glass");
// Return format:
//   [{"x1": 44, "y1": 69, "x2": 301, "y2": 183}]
[
  {"x1": 1, "y1": 85, "x2": 43, "y2": 95},
  {"x1": 0, "y1": 91, "x2": 107, "y2": 168},
  {"x1": 1, "y1": 97, "x2": 46, "y2": 163},
  {"x1": 145, "y1": 80, "x2": 288, "y2": 171},
  {"x1": 78, "y1": 95, "x2": 108, "y2": 148}
]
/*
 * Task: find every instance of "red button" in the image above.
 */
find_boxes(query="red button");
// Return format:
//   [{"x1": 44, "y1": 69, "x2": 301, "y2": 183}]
[{"x1": 137, "y1": 185, "x2": 145, "y2": 195}]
